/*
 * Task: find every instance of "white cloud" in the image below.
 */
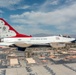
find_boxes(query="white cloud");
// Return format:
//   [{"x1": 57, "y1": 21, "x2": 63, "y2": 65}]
[
  {"x1": 18, "y1": 5, "x2": 30, "y2": 9},
  {"x1": 65, "y1": 0, "x2": 75, "y2": 3},
  {"x1": 13, "y1": 25, "x2": 52, "y2": 35},
  {"x1": 0, "y1": 0, "x2": 38, "y2": 10},
  {"x1": 10, "y1": 3, "x2": 76, "y2": 25},
  {"x1": 0, "y1": 0, "x2": 21, "y2": 8},
  {"x1": 0, "y1": 10, "x2": 4, "y2": 17},
  {"x1": 0, "y1": 10, "x2": 3, "y2": 13},
  {"x1": 39, "y1": 0, "x2": 60, "y2": 12},
  {"x1": 50, "y1": 0, "x2": 59, "y2": 5},
  {"x1": 10, "y1": 2, "x2": 76, "y2": 34}
]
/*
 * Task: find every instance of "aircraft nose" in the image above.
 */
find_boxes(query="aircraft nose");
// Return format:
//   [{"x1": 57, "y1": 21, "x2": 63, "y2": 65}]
[{"x1": 71, "y1": 38, "x2": 76, "y2": 43}]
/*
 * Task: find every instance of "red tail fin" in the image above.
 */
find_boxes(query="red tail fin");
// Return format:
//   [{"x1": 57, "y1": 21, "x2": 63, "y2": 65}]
[{"x1": 0, "y1": 18, "x2": 32, "y2": 37}]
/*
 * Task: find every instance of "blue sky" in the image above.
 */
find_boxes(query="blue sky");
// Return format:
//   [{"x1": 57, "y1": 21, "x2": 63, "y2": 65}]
[{"x1": 0, "y1": 0, "x2": 76, "y2": 35}]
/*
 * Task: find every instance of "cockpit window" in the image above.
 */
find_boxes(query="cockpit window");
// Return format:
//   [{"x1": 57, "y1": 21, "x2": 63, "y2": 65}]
[
  {"x1": 59, "y1": 35, "x2": 71, "y2": 38},
  {"x1": 63, "y1": 35, "x2": 71, "y2": 38}
]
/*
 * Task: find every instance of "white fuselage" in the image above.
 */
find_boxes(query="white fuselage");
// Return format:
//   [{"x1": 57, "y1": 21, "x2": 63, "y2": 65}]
[
  {"x1": 0, "y1": 36, "x2": 75, "y2": 46},
  {"x1": 0, "y1": 18, "x2": 75, "y2": 48}
]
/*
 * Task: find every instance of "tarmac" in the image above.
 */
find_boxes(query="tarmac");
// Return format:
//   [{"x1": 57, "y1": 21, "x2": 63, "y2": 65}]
[
  {"x1": 0, "y1": 45, "x2": 76, "y2": 75},
  {"x1": 1, "y1": 63, "x2": 76, "y2": 75}
]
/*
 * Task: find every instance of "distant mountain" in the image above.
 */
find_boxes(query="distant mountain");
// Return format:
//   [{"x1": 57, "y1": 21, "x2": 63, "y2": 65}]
[
  {"x1": 32, "y1": 33, "x2": 76, "y2": 38},
  {"x1": 70, "y1": 34, "x2": 76, "y2": 38},
  {"x1": 32, "y1": 33, "x2": 52, "y2": 37}
]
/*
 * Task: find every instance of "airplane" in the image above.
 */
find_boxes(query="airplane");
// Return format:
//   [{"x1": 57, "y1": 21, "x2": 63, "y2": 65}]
[{"x1": 0, "y1": 18, "x2": 76, "y2": 51}]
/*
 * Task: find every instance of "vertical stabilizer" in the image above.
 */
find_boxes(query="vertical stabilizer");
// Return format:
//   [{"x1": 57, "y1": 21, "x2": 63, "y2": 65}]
[{"x1": 0, "y1": 18, "x2": 32, "y2": 38}]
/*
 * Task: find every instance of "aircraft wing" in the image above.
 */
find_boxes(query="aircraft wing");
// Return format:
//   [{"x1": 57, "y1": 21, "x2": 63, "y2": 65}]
[{"x1": 14, "y1": 42, "x2": 32, "y2": 47}]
